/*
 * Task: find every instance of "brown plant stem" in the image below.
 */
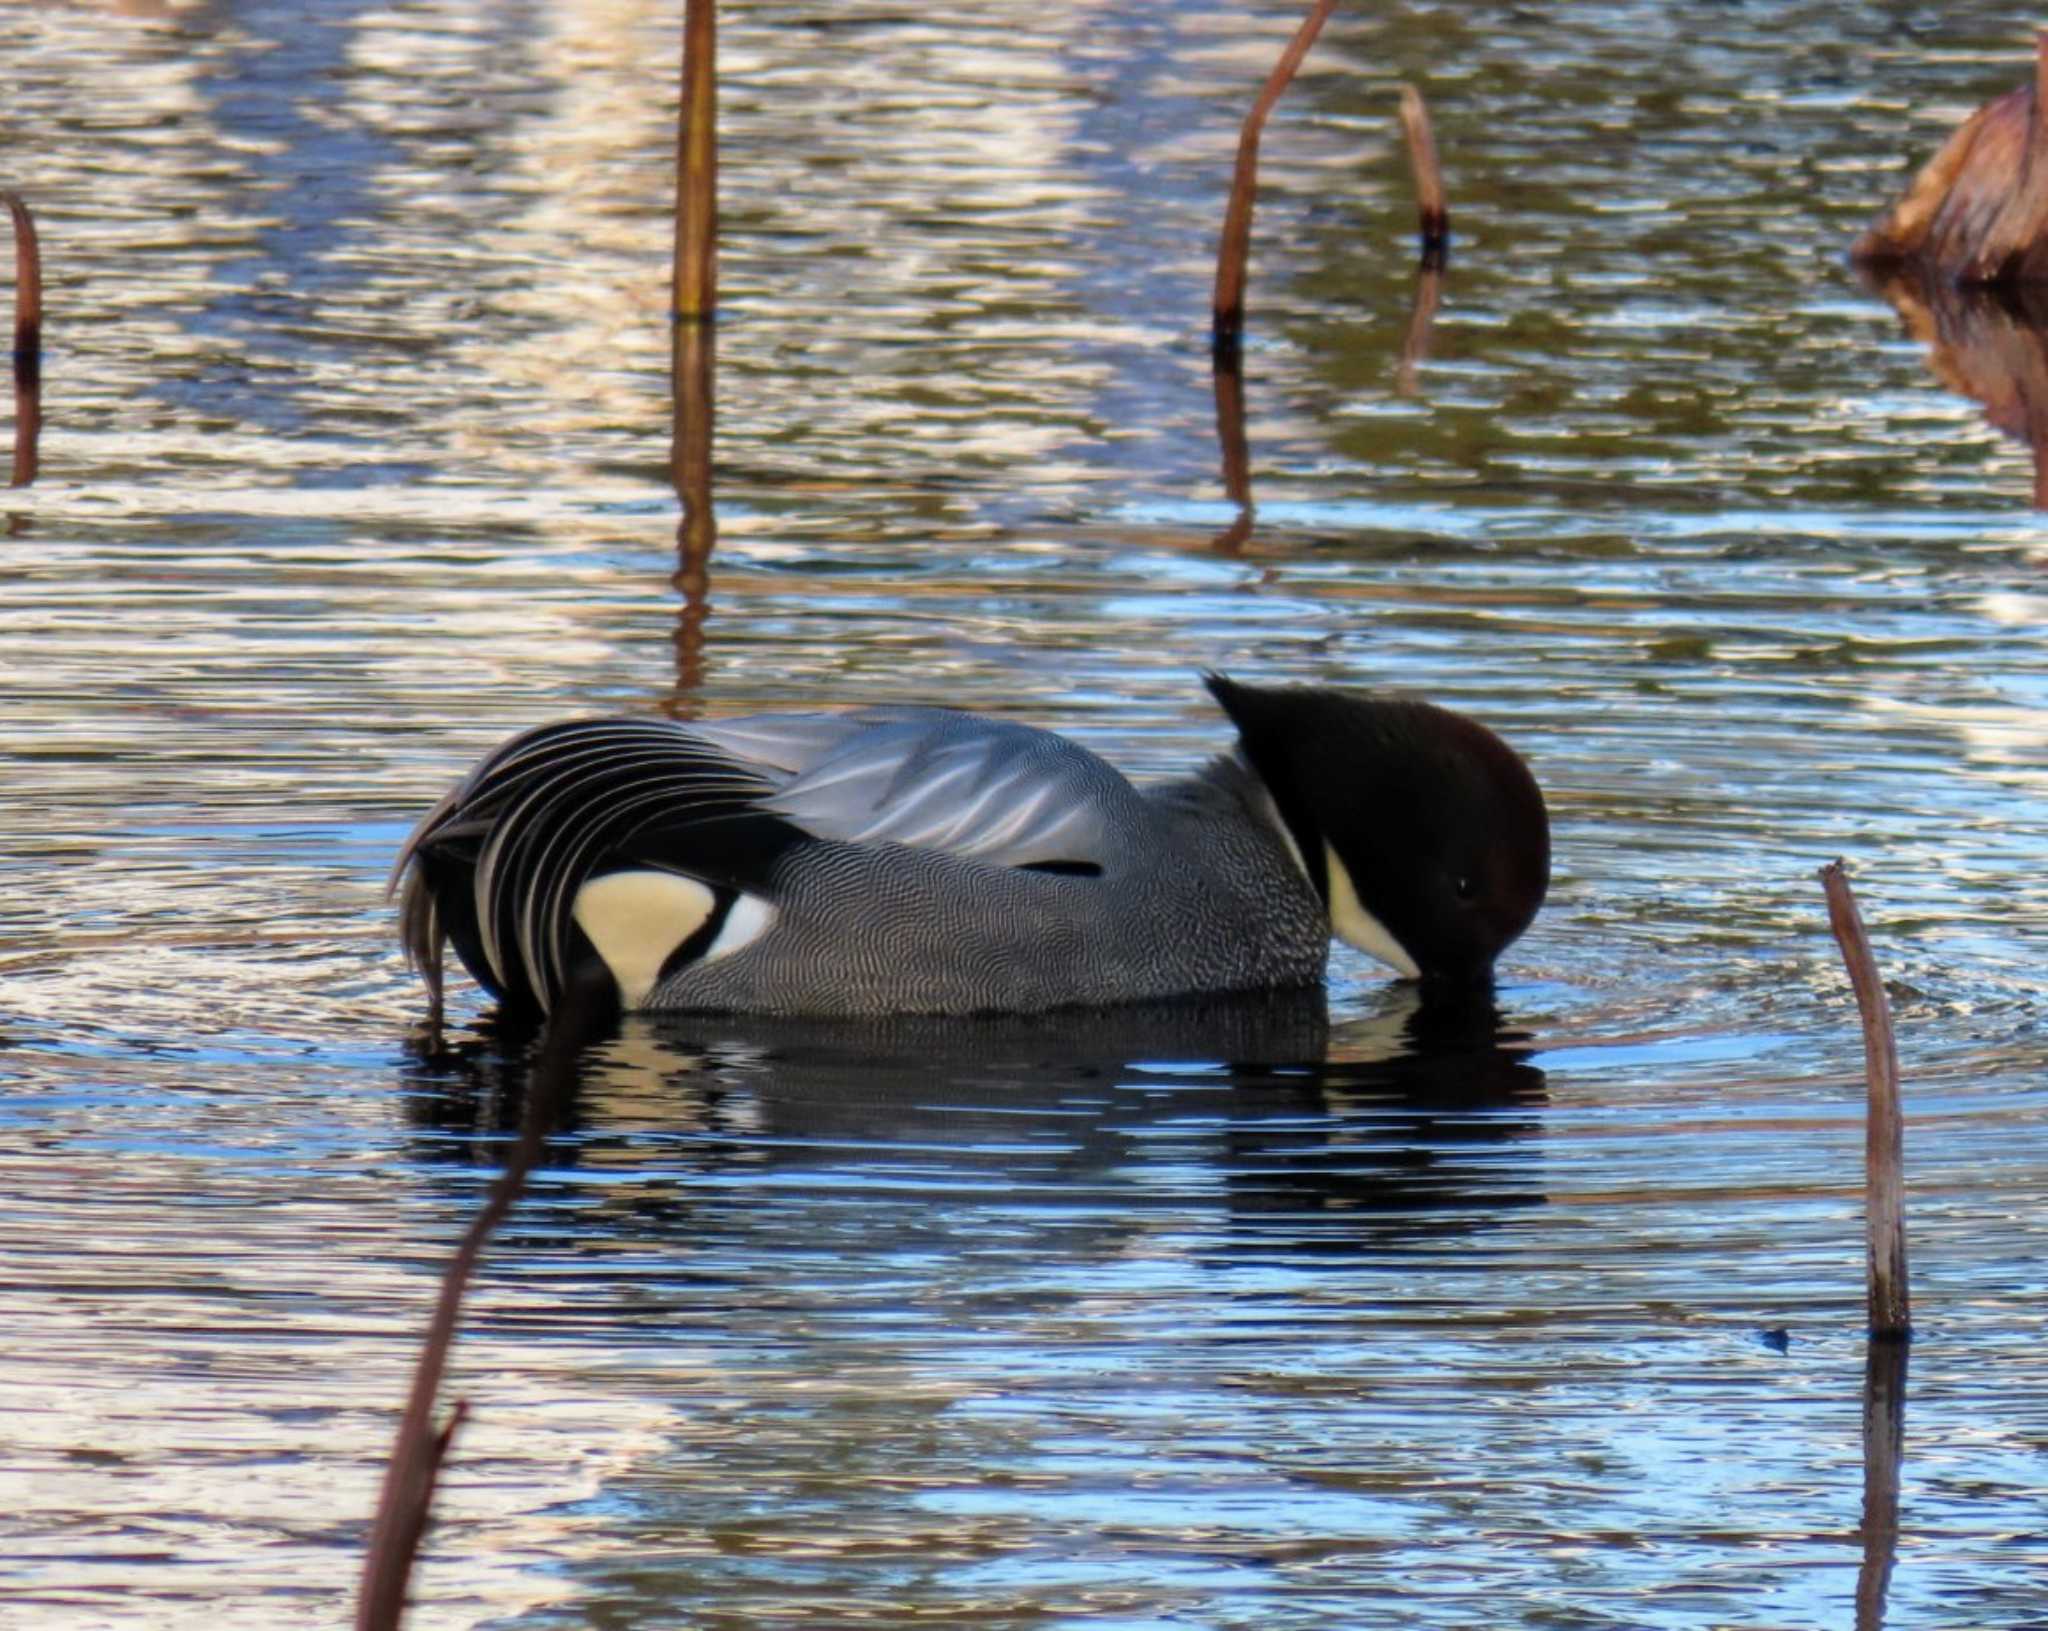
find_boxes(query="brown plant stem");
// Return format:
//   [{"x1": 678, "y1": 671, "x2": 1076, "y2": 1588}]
[
  {"x1": 4, "y1": 190, "x2": 42, "y2": 488},
  {"x1": 1855, "y1": 1338, "x2": 1909, "y2": 1630},
  {"x1": 1211, "y1": 354, "x2": 1253, "y2": 553},
  {"x1": 673, "y1": 0, "x2": 717, "y2": 322},
  {"x1": 1819, "y1": 860, "x2": 1911, "y2": 1341},
  {"x1": 671, "y1": 318, "x2": 716, "y2": 704},
  {"x1": 667, "y1": 0, "x2": 717, "y2": 705},
  {"x1": 1398, "y1": 85, "x2": 1448, "y2": 266},
  {"x1": 355, "y1": 974, "x2": 613, "y2": 1630},
  {"x1": 1212, "y1": 0, "x2": 1337, "y2": 359},
  {"x1": 1395, "y1": 262, "x2": 1443, "y2": 395}
]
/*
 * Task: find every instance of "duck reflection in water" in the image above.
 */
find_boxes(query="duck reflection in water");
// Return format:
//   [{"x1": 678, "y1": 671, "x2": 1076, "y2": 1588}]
[{"x1": 400, "y1": 981, "x2": 1547, "y2": 1266}]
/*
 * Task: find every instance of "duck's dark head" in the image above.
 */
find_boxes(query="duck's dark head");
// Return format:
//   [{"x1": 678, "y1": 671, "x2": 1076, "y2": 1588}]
[{"x1": 1206, "y1": 674, "x2": 1550, "y2": 988}]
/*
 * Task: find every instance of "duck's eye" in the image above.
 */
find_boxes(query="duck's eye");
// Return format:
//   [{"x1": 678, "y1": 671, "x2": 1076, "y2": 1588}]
[{"x1": 1453, "y1": 874, "x2": 1478, "y2": 902}]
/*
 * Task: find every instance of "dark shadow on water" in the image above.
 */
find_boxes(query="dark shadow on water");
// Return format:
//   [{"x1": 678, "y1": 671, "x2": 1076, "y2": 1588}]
[
  {"x1": 398, "y1": 984, "x2": 1548, "y2": 1269},
  {"x1": 1221, "y1": 986, "x2": 1547, "y2": 1254}
]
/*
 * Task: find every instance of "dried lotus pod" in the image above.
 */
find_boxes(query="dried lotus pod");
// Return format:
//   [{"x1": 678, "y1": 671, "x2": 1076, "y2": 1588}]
[{"x1": 1855, "y1": 32, "x2": 2048, "y2": 285}]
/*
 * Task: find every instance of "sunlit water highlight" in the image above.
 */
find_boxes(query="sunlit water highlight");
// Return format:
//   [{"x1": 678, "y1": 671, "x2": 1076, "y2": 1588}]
[{"x1": 2, "y1": 2, "x2": 2046, "y2": 1626}]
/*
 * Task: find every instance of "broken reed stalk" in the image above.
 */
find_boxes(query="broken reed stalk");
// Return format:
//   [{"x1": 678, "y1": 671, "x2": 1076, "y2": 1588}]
[
  {"x1": 4, "y1": 190, "x2": 42, "y2": 488},
  {"x1": 1212, "y1": 0, "x2": 1337, "y2": 359},
  {"x1": 1819, "y1": 860, "x2": 1911, "y2": 1342},
  {"x1": 354, "y1": 1169, "x2": 513, "y2": 1628},
  {"x1": 355, "y1": 977, "x2": 612, "y2": 1631},
  {"x1": 672, "y1": 0, "x2": 717, "y2": 323},
  {"x1": 1397, "y1": 85, "x2": 1448, "y2": 266}
]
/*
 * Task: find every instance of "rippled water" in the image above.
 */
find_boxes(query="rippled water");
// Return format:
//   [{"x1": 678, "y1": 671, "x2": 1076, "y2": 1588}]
[{"x1": 4, "y1": 2, "x2": 2047, "y2": 1626}]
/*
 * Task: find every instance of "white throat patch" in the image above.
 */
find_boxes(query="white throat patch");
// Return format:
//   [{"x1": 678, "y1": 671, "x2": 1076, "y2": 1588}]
[{"x1": 1324, "y1": 842, "x2": 1421, "y2": 979}]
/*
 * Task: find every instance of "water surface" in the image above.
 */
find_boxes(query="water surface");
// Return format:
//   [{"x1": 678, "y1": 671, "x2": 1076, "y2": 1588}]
[{"x1": 3, "y1": 2, "x2": 2046, "y2": 1626}]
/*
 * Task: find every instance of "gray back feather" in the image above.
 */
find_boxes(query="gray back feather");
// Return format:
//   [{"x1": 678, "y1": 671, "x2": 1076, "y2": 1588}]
[{"x1": 727, "y1": 708, "x2": 1138, "y2": 868}]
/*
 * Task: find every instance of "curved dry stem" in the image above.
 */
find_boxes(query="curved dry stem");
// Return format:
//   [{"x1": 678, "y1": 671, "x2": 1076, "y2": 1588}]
[
  {"x1": 1819, "y1": 860, "x2": 1911, "y2": 1341},
  {"x1": 1212, "y1": 0, "x2": 1337, "y2": 355},
  {"x1": 355, "y1": 978, "x2": 613, "y2": 1630}
]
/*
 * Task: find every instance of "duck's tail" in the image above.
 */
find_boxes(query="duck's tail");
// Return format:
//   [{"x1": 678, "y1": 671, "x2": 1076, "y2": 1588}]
[{"x1": 391, "y1": 720, "x2": 793, "y2": 1015}]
